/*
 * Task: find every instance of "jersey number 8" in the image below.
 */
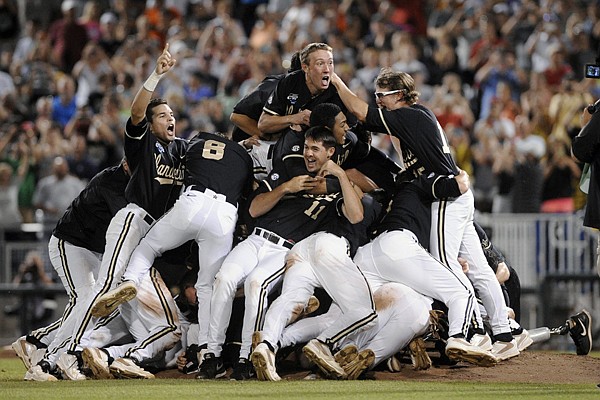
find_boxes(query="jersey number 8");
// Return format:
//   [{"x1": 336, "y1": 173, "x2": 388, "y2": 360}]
[{"x1": 202, "y1": 140, "x2": 226, "y2": 160}]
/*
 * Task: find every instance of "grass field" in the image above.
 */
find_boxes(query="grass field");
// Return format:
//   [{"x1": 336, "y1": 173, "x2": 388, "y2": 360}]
[{"x1": 1, "y1": 358, "x2": 599, "y2": 400}]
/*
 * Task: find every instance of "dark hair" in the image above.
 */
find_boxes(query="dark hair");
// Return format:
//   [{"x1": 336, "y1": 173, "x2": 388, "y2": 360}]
[
  {"x1": 300, "y1": 43, "x2": 333, "y2": 66},
  {"x1": 288, "y1": 51, "x2": 301, "y2": 73},
  {"x1": 375, "y1": 68, "x2": 420, "y2": 105},
  {"x1": 309, "y1": 103, "x2": 341, "y2": 130},
  {"x1": 304, "y1": 126, "x2": 336, "y2": 149},
  {"x1": 146, "y1": 98, "x2": 168, "y2": 122}
]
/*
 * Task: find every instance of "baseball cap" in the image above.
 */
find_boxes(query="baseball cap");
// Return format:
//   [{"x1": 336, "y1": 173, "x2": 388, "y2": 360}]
[{"x1": 61, "y1": 0, "x2": 77, "y2": 13}]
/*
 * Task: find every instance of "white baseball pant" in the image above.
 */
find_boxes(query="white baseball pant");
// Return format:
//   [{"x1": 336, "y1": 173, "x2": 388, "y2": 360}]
[
  {"x1": 44, "y1": 203, "x2": 154, "y2": 366},
  {"x1": 207, "y1": 229, "x2": 289, "y2": 358},
  {"x1": 122, "y1": 187, "x2": 238, "y2": 350},
  {"x1": 353, "y1": 229, "x2": 479, "y2": 338},
  {"x1": 260, "y1": 232, "x2": 377, "y2": 352},
  {"x1": 431, "y1": 189, "x2": 511, "y2": 335}
]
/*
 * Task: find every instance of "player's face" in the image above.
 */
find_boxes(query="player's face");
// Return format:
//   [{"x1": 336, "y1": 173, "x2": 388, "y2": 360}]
[
  {"x1": 331, "y1": 112, "x2": 349, "y2": 144},
  {"x1": 303, "y1": 137, "x2": 334, "y2": 173},
  {"x1": 150, "y1": 104, "x2": 176, "y2": 143},
  {"x1": 375, "y1": 85, "x2": 403, "y2": 111},
  {"x1": 304, "y1": 50, "x2": 334, "y2": 95}
]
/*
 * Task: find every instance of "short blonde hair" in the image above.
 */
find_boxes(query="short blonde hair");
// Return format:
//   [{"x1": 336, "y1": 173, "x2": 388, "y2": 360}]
[{"x1": 300, "y1": 43, "x2": 333, "y2": 66}]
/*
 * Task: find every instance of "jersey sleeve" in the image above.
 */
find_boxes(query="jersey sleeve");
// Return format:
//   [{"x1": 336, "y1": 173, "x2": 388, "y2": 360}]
[
  {"x1": 262, "y1": 78, "x2": 288, "y2": 117},
  {"x1": 572, "y1": 111, "x2": 600, "y2": 163}
]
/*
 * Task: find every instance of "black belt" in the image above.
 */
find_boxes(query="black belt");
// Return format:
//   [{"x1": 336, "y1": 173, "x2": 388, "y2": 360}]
[
  {"x1": 254, "y1": 228, "x2": 294, "y2": 249},
  {"x1": 143, "y1": 213, "x2": 155, "y2": 225}
]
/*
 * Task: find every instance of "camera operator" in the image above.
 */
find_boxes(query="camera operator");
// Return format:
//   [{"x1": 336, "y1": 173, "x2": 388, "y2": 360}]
[{"x1": 571, "y1": 98, "x2": 600, "y2": 276}]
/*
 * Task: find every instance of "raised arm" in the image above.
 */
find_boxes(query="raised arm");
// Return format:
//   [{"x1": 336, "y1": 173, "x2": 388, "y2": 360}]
[
  {"x1": 330, "y1": 73, "x2": 369, "y2": 122},
  {"x1": 131, "y1": 44, "x2": 176, "y2": 125},
  {"x1": 257, "y1": 109, "x2": 312, "y2": 135}
]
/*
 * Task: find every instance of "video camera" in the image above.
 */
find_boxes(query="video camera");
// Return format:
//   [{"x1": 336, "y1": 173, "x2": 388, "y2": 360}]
[{"x1": 585, "y1": 63, "x2": 600, "y2": 79}]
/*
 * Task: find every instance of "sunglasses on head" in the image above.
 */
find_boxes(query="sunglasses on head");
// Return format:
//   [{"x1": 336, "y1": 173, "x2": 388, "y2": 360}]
[{"x1": 374, "y1": 89, "x2": 403, "y2": 99}]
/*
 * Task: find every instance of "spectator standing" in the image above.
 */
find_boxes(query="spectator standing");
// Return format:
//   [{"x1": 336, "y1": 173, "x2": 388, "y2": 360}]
[{"x1": 48, "y1": 0, "x2": 89, "y2": 73}]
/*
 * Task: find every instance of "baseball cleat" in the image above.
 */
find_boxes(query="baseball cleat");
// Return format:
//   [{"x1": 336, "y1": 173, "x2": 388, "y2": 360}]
[
  {"x1": 24, "y1": 361, "x2": 58, "y2": 382},
  {"x1": 12, "y1": 336, "x2": 36, "y2": 370},
  {"x1": 91, "y1": 281, "x2": 137, "y2": 318},
  {"x1": 230, "y1": 358, "x2": 255, "y2": 380},
  {"x1": 514, "y1": 329, "x2": 534, "y2": 352},
  {"x1": 408, "y1": 337, "x2": 432, "y2": 371},
  {"x1": 470, "y1": 333, "x2": 493, "y2": 351},
  {"x1": 386, "y1": 355, "x2": 402, "y2": 372},
  {"x1": 57, "y1": 352, "x2": 86, "y2": 381},
  {"x1": 196, "y1": 353, "x2": 226, "y2": 379},
  {"x1": 110, "y1": 357, "x2": 154, "y2": 379},
  {"x1": 491, "y1": 339, "x2": 520, "y2": 361},
  {"x1": 334, "y1": 345, "x2": 358, "y2": 368},
  {"x1": 569, "y1": 309, "x2": 592, "y2": 355},
  {"x1": 445, "y1": 337, "x2": 498, "y2": 367},
  {"x1": 251, "y1": 343, "x2": 281, "y2": 381},
  {"x1": 302, "y1": 339, "x2": 347, "y2": 380},
  {"x1": 82, "y1": 348, "x2": 113, "y2": 379},
  {"x1": 343, "y1": 348, "x2": 375, "y2": 380}
]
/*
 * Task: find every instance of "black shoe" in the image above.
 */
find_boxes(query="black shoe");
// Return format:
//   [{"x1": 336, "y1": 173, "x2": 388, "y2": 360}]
[
  {"x1": 230, "y1": 358, "x2": 255, "y2": 380},
  {"x1": 196, "y1": 353, "x2": 226, "y2": 379},
  {"x1": 182, "y1": 344, "x2": 200, "y2": 374},
  {"x1": 568, "y1": 310, "x2": 592, "y2": 355}
]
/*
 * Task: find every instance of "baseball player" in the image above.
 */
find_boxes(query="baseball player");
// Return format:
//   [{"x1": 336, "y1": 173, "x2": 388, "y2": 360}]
[
  {"x1": 273, "y1": 102, "x2": 401, "y2": 195},
  {"x1": 232, "y1": 52, "x2": 302, "y2": 181},
  {"x1": 330, "y1": 69, "x2": 517, "y2": 360},
  {"x1": 198, "y1": 127, "x2": 347, "y2": 380},
  {"x1": 277, "y1": 281, "x2": 433, "y2": 379},
  {"x1": 25, "y1": 44, "x2": 187, "y2": 382},
  {"x1": 15, "y1": 160, "x2": 129, "y2": 381},
  {"x1": 81, "y1": 266, "x2": 183, "y2": 380},
  {"x1": 91, "y1": 129, "x2": 254, "y2": 367},
  {"x1": 251, "y1": 178, "x2": 379, "y2": 381}
]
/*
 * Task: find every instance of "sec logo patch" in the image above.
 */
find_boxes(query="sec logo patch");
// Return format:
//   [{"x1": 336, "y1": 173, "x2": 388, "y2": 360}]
[
  {"x1": 292, "y1": 145, "x2": 300, "y2": 152},
  {"x1": 270, "y1": 173, "x2": 279, "y2": 181}
]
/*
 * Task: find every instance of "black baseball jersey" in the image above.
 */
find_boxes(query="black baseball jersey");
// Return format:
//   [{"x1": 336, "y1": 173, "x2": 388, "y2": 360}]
[
  {"x1": 124, "y1": 117, "x2": 187, "y2": 219},
  {"x1": 252, "y1": 168, "x2": 341, "y2": 243},
  {"x1": 263, "y1": 70, "x2": 355, "y2": 134},
  {"x1": 375, "y1": 173, "x2": 462, "y2": 249},
  {"x1": 184, "y1": 131, "x2": 254, "y2": 206},
  {"x1": 364, "y1": 104, "x2": 458, "y2": 178},
  {"x1": 323, "y1": 194, "x2": 382, "y2": 258},
  {"x1": 231, "y1": 74, "x2": 283, "y2": 141},
  {"x1": 53, "y1": 164, "x2": 129, "y2": 253}
]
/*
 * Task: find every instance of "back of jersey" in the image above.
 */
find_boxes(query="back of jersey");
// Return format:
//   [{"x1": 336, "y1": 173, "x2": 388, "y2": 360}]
[{"x1": 184, "y1": 131, "x2": 254, "y2": 206}]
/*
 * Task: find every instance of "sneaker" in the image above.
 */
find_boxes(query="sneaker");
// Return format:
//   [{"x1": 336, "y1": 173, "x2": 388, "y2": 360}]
[
  {"x1": 470, "y1": 333, "x2": 493, "y2": 351},
  {"x1": 82, "y1": 348, "x2": 113, "y2": 379},
  {"x1": 445, "y1": 337, "x2": 498, "y2": 367},
  {"x1": 251, "y1": 343, "x2": 281, "y2": 381},
  {"x1": 334, "y1": 345, "x2": 358, "y2": 368},
  {"x1": 24, "y1": 361, "x2": 58, "y2": 382},
  {"x1": 196, "y1": 343, "x2": 208, "y2": 368},
  {"x1": 110, "y1": 357, "x2": 154, "y2": 379},
  {"x1": 491, "y1": 339, "x2": 520, "y2": 361},
  {"x1": 12, "y1": 336, "x2": 36, "y2": 370},
  {"x1": 196, "y1": 353, "x2": 226, "y2": 379},
  {"x1": 568, "y1": 309, "x2": 592, "y2": 355},
  {"x1": 230, "y1": 358, "x2": 255, "y2": 380},
  {"x1": 57, "y1": 352, "x2": 86, "y2": 381},
  {"x1": 29, "y1": 348, "x2": 46, "y2": 368},
  {"x1": 514, "y1": 329, "x2": 533, "y2": 352},
  {"x1": 302, "y1": 339, "x2": 347, "y2": 380},
  {"x1": 343, "y1": 348, "x2": 375, "y2": 380},
  {"x1": 408, "y1": 337, "x2": 432, "y2": 371},
  {"x1": 91, "y1": 281, "x2": 137, "y2": 318}
]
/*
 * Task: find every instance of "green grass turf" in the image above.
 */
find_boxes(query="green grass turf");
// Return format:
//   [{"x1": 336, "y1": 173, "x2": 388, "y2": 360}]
[{"x1": 1, "y1": 358, "x2": 599, "y2": 400}]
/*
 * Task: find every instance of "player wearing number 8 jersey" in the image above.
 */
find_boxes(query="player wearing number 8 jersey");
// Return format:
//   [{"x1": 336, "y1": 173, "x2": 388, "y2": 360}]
[
  {"x1": 94, "y1": 131, "x2": 254, "y2": 355},
  {"x1": 331, "y1": 69, "x2": 517, "y2": 359}
]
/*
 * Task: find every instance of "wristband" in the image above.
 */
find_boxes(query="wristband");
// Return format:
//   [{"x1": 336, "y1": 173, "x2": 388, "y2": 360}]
[{"x1": 143, "y1": 71, "x2": 162, "y2": 92}]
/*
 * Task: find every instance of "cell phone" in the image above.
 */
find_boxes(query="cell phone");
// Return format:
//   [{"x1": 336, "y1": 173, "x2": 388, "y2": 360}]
[{"x1": 584, "y1": 63, "x2": 600, "y2": 79}]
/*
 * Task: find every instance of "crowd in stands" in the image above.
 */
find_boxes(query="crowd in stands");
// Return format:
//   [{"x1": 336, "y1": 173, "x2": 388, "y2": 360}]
[{"x1": 1, "y1": 0, "x2": 599, "y2": 232}]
